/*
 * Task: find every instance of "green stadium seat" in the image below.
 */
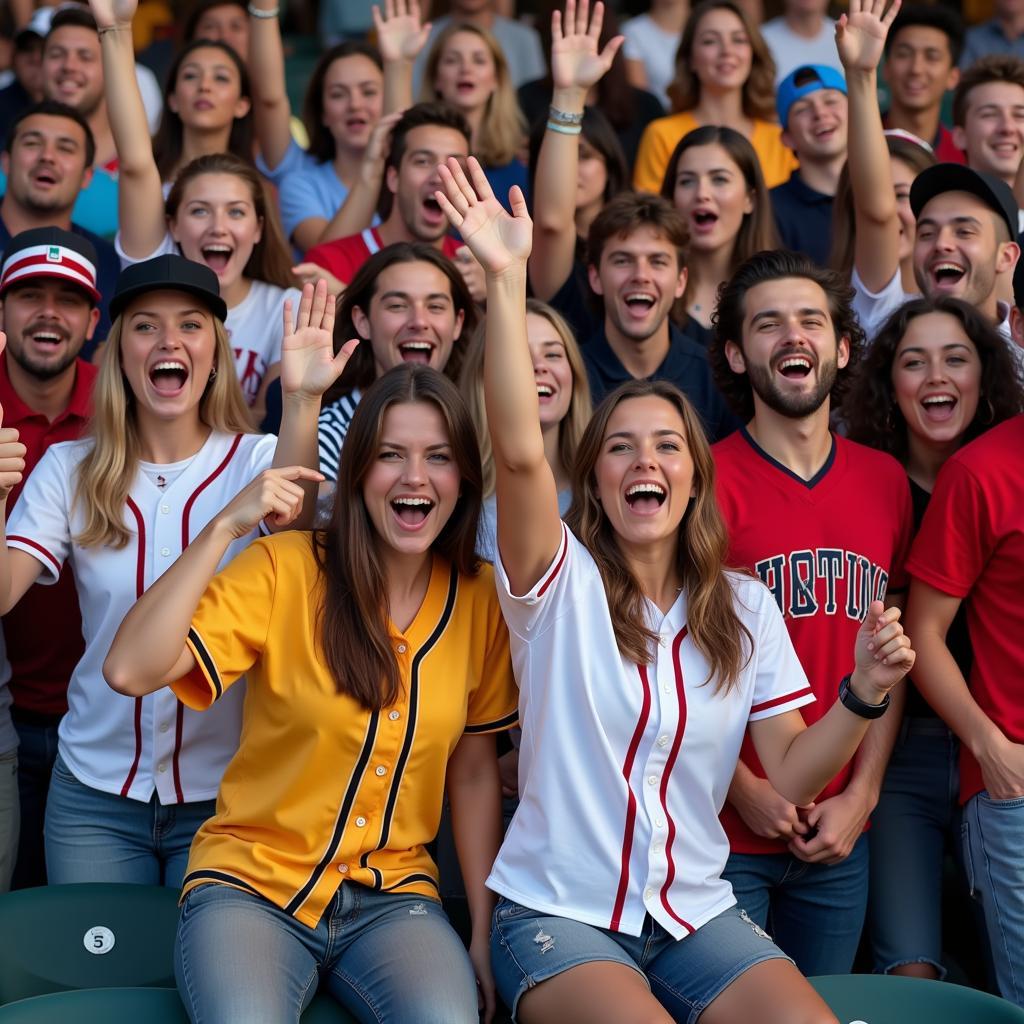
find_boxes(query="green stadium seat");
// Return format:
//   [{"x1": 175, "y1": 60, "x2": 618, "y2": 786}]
[
  {"x1": 809, "y1": 973, "x2": 1024, "y2": 1023},
  {"x1": 0, "y1": 885, "x2": 179, "y2": 1005}
]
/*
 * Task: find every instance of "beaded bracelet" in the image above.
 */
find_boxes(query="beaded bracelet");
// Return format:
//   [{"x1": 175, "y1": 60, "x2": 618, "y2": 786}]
[{"x1": 546, "y1": 121, "x2": 582, "y2": 135}]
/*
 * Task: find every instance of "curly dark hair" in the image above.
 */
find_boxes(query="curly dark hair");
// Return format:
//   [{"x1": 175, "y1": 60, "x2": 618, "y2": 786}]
[
  {"x1": 843, "y1": 296, "x2": 1024, "y2": 463},
  {"x1": 709, "y1": 250, "x2": 866, "y2": 421}
]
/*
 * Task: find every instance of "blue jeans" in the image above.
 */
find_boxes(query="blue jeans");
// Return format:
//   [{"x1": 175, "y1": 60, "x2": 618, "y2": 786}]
[
  {"x1": 11, "y1": 715, "x2": 59, "y2": 889},
  {"x1": 723, "y1": 832, "x2": 869, "y2": 976},
  {"x1": 175, "y1": 881, "x2": 479, "y2": 1023},
  {"x1": 44, "y1": 753, "x2": 215, "y2": 887},
  {"x1": 868, "y1": 718, "x2": 961, "y2": 976},
  {"x1": 963, "y1": 791, "x2": 1024, "y2": 1006}
]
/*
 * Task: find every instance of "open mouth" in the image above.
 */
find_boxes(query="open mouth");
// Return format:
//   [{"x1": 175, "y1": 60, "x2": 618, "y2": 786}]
[
  {"x1": 623, "y1": 291, "x2": 656, "y2": 314},
  {"x1": 921, "y1": 394, "x2": 957, "y2": 421},
  {"x1": 31, "y1": 169, "x2": 58, "y2": 187},
  {"x1": 536, "y1": 383, "x2": 554, "y2": 401},
  {"x1": 692, "y1": 210, "x2": 719, "y2": 230},
  {"x1": 202, "y1": 245, "x2": 233, "y2": 274},
  {"x1": 775, "y1": 354, "x2": 813, "y2": 380},
  {"x1": 624, "y1": 481, "x2": 667, "y2": 515},
  {"x1": 931, "y1": 262, "x2": 965, "y2": 287},
  {"x1": 391, "y1": 496, "x2": 434, "y2": 528},
  {"x1": 149, "y1": 359, "x2": 189, "y2": 396},
  {"x1": 397, "y1": 340, "x2": 434, "y2": 364},
  {"x1": 29, "y1": 328, "x2": 65, "y2": 350},
  {"x1": 422, "y1": 196, "x2": 444, "y2": 222},
  {"x1": 345, "y1": 116, "x2": 368, "y2": 131}
]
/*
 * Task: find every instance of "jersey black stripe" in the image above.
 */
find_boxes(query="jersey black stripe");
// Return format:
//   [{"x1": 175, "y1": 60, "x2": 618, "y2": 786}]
[
  {"x1": 464, "y1": 709, "x2": 519, "y2": 734},
  {"x1": 381, "y1": 872, "x2": 439, "y2": 892},
  {"x1": 187, "y1": 626, "x2": 222, "y2": 700},
  {"x1": 183, "y1": 869, "x2": 262, "y2": 898},
  {"x1": 284, "y1": 709, "x2": 381, "y2": 916}
]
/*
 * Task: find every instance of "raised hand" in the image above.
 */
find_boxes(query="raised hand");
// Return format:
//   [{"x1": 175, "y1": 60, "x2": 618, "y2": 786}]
[
  {"x1": 551, "y1": 0, "x2": 624, "y2": 94},
  {"x1": 88, "y1": 0, "x2": 138, "y2": 30},
  {"x1": 373, "y1": 0, "x2": 432, "y2": 64},
  {"x1": 280, "y1": 280, "x2": 359, "y2": 401},
  {"x1": 435, "y1": 157, "x2": 532, "y2": 277},
  {"x1": 852, "y1": 600, "x2": 915, "y2": 699},
  {"x1": 835, "y1": 0, "x2": 901, "y2": 74},
  {"x1": 216, "y1": 466, "x2": 325, "y2": 539}
]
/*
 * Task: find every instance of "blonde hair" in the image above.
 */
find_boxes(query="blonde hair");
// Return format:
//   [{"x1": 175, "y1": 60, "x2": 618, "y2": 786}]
[
  {"x1": 459, "y1": 299, "x2": 592, "y2": 498},
  {"x1": 74, "y1": 312, "x2": 255, "y2": 548},
  {"x1": 421, "y1": 22, "x2": 526, "y2": 167}
]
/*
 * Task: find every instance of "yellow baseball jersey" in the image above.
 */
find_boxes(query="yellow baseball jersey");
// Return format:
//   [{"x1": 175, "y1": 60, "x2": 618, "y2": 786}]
[{"x1": 173, "y1": 531, "x2": 518, "y2": 928}]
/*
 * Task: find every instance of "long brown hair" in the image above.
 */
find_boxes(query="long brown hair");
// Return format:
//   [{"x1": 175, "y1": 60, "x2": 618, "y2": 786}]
[
  {"x1": 565, "y1": 379, "x2": 751, "y2": 691},
  {"x1": 667, "y1": 0, "x2": 777, "y2": 122},
  {"x1": 166, "y1": 153, "x2": 297, "y2": 289},
  {"x1": 312, "y1": 365, "x2": 483, "y2": 709}
]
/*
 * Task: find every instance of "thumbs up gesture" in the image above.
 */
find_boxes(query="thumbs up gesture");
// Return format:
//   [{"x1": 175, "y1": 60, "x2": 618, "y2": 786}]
[{"x1": 851, "y1": 600, "x2": 915, "y2": 701}]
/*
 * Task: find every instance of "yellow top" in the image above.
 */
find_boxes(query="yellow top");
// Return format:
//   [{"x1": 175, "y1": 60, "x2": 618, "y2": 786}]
[
  {"x1": 174, "y1": 531, "x2": 518, "y2": 928},
  {"x1": 632, "y1": 111, "x2": 799, "y2": 193}
]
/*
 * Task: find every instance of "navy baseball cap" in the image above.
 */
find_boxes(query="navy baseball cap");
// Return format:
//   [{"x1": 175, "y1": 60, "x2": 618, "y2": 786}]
[
  {"x1": 0, "y1": 226, "x2": 100, "y2": 304},
  {"x1": 777, "y1": 65, "x2": 848, "y2": 127},
  {"x1": 110, "y1": 254, "x2": 227, "y2": 323},
  {"x1": 910, "y1": 164, "x2": 1019, "y2": 243}
]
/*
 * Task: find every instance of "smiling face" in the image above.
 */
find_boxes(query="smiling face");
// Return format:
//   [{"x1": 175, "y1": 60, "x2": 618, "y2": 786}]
[
  {"x1": 362, "y1": 400, "x2": 462, "y2": 557},
  {"x1": 725, "y1": 276, "x2": 849, "y2": 419},
  {"x1": 2, "y1": 113, "x2": 91, "y2": 216},
  {"x1": 782, "y1": 88, "x2": 848, "y2": 162},
  {"x1": 953, "y1": 81, "x2": 1024, "y2": 184},
  {"x1": 119, "y1": 290, "x2": 217, "y2": 421},
  {"x1": 42, "y1": 25, "x2": 103, "y2": 116},
  {"x1": 589, "y1": 225, "x2": 687, "y2": 344},
  {"x1": 883, "y1": 25, "x2": 958, "y2": 114},
  {"x1": 891, "y1": 311, "x2": 982, "y2": 448},
  {"x1": 353, "y1": 261, "x2": 465, "y2": 377},
  {"x1": 322, "y1": 54, "x2": 383, "y2": 152},
  {"x1": 672, "y1": 143, "x2": 753, "y2": 254},
  {"x1": 526, "y1": 311, "x2": 573, "y2": 430},
  {"x1": 0, "y1": 279, "x2": 98, "y2": 380},
  {"x1": 191, "y1": 4, "x2": 249, "y2": 59},
  {"x1": 913, "y1": 191, "x2": 1013, "y2": 308},
  {"x1": 169, "y1": 172, "x2": 262, "y2": 290},
  {"x1": 433, "y1": 30, "x2": 497, "y2": 113},
  {"x1": 168, "y1": 46, "x2": 250, "y2": 131},
  {"x1": 689, "y1": 8, "x2": 753, "y2": 95},
  {"x1": 593, "y1": 395, "x2": 696, "y2": 550}
]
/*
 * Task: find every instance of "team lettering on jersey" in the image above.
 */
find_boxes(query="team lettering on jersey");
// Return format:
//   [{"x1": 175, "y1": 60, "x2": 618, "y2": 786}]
[
  {"x1": 231, "y1": 346, "x2": 265, "y2": 406},
  {"x1": 754, "y1": 548, "x2": 889, "y2": 622}
]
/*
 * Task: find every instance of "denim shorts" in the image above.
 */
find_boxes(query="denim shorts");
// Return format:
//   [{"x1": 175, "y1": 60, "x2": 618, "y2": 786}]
[{"x1": 490, "y1": 897, "x2": 791, "y2": 1023}]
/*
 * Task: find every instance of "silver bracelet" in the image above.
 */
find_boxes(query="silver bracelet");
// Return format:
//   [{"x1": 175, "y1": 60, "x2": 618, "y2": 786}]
[
  {"x1": 548, "y1": 105, "x2": 584, "y2": 126},
  {"x1": 546, "y1": 121, "x2": 582, "y2": 135},
  {"x1": 247, "y1": 3, "x2": 280, "y2": 18}
]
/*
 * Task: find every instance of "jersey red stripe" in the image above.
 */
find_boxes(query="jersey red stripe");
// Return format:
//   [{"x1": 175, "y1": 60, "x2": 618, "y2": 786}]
[
  {"x1": 181, "y1": 434, "x2": 243, "y2": 548},
  {"x1": 536, "y1": 524, "x2": 569, "y2": 597},
  {"x1": 659, "y1": 627, "x2": 695, "y2": 934},
  {"x1": 6, "y1": 535, "x2": 62, "y2": 576},
  {"x1": 120, "y1": 498, "x2": 147, "y2": 798},
  {"x1": 610, "y1": 663, "x2": 653, "y2": 932},
  {"x1": 750, "y1": 686, "x2": 815, "y2": 715}
]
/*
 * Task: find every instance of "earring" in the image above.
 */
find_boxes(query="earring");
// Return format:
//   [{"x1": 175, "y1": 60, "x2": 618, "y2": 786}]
[
  {"x1": 981, "y1": 395, "x2": 995, "y2": 425},
  {"x1": 208, "y1": 367, "x2": 218, "y2": 382}
]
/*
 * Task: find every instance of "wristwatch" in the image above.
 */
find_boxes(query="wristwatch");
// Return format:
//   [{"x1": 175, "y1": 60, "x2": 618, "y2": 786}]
[{"x1": 838, "y1": 674, "x2": 890, "y2": 719}]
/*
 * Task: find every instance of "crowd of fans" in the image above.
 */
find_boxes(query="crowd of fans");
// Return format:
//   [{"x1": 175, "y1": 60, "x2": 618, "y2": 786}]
[{"x1": 0, "y1": 0, "x2": 1022, "y2": 1020}]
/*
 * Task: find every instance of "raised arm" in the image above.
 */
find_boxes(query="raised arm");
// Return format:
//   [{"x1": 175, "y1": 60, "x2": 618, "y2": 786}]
[
  {"x1": 529, "y1": 0, "x2": 622, "y2": 302},
  {"x1": 375, "y1": 0, "x2": 431, "y2": 115},
  {"x1": 435, "y1": 159, "x2": 563, "y2": 594},
  {"x1": 837, "y1": 0, "x2": 903, "y2": 292},
  {"x1": 90, "y1": 0, "x2": 168, "y2": 258},
  {"x1": 248, "y1": 0, "x2": 293, "y2": 171}
]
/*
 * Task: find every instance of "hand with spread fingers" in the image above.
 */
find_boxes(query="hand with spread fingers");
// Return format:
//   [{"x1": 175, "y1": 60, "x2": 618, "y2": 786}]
[
  {"x1": 435, "y1": 157, "x2": 533, "y2": 278},
  {"x1": 836, "y1": 0, "x2": 901, "y2": 73},
  {"x1": 551, "y1": 0, "x2": 623, "y2": 95},
  {"x1": 280, "y1": 280, "x2": 359, "y2": 402},
  {"x1": 373, "y1": 0, "x2": 432, "y2": 64}
]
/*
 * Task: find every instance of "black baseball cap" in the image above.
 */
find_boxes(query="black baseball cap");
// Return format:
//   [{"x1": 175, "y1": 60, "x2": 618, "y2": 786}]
[
  {"x1": 110, "y1": 254, "x2": 228, "y2": 323},
  {"x1": 0, "y1": 226, "x2": 100, "y2": 304},
  {"x1": 910, "y1": 164, "x2": 1019, "y2": 243}
]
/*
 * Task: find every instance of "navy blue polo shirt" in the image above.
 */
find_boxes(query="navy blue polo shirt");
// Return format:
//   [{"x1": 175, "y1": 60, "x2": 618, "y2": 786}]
[
  {"x1": 582, "y1": 322, "x2": 740, "y2": 443},
  {"x1": 0, "y1": 214, "x2": 118, "y2": 359},
  {"x1": 770, "y1": 172, "x2": 835, "y2": 268}
]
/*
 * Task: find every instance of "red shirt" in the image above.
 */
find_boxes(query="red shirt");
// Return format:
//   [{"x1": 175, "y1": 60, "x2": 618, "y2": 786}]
[
  {"x1": 906, "y1": 415, "x2": 1024, "y2": 804},
  {"x1": 713, "y1": 429, "x2": 913, "y2": 855},
  {"x1": 305, "y1": 227, "x2": 463, "y2": 285},
  {"x1": 0, "y1": 355, "x2": 96, "y2": 716},
  {"x1": 882, "y1": 114, "x2": 965, "y2": 164}
]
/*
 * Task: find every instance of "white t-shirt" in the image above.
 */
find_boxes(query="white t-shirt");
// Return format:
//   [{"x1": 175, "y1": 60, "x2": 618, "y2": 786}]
[
  {"x1": 761, "y1": 17, "x2": 843, "y2": 85},
  {"x1": 6, "y1": 431, "x2": 277, "y2": 804},
  {"x1": 487, "y1": 524, "x2": 816, "y2": 939},
  {"x1": 114, "y1": 232, "x2": 301, "y2": 406},
  {"x1": 622, "y1": 15, "x2": 680, "y2": 110}
]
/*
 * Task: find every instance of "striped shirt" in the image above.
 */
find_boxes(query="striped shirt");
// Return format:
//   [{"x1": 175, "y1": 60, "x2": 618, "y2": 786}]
[{"x1": 318, "y1": 389, "x2": 362, "y2": 481}]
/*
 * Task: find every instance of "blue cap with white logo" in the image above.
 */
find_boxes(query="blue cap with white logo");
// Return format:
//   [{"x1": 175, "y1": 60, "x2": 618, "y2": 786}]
[{"x1": 776, "y1": 65, "x2": 848, "y2": 128}]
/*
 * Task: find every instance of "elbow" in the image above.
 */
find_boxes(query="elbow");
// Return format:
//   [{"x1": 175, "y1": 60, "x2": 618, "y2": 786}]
[{"x1": 103, "y1": 655, "x2": 145, "y2": 698}]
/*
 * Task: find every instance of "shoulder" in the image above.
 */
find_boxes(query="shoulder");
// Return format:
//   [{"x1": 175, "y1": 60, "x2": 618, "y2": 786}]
[
  {"x1": 646, "y1": 111, "x2": 697, "y2": 138},
  {"x1": 751, "y1": 119, "x2": 787, "y2": 146},
  {"x1": 835, "y1": 435, "x2": 907, "y2": 485},
  {"x1": 44, "y1": 437, "x2": 93, "y2": 465},
  {"x1": 320, "y1": 390, "x2": 361, "y2": 427},
  {"x1": 725, "y1": 569, "x2": 776, "y2": 618},
  {"x1": 946, "y1": 415, "x2": 1023, "y2": 475}
]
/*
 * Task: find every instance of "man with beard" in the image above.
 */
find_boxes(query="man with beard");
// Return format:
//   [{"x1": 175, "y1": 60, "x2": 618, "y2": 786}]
[
  {"x1": 707, "y1": 249, "x2": 914, "y2": 976},
  {"x1": 0, "y1": 100, "x2": 118, "y2": 349},
  {"x1": 0, "y1": 227, "x2": 99, "y2": 889}
]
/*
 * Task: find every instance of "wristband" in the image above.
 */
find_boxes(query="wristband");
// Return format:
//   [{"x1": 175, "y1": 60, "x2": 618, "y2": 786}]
[
  {"x1": 97, "y1": 24, "x2": 130, "y2": 36},
  {"x1": 247, "y1": 3, "x2": 280, "y2": 17},
  {"x1": 546, "y1": 121, "x2": 582, "y2": 136},
  {"x1": 548, "y1": 105, "x2": 584, "y2": 126},
  {"x1": 838, "y1": 674, "x2": 890, "y2": 719}
]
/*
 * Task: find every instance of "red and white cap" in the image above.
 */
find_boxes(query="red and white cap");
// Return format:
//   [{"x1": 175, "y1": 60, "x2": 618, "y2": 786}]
[{"x1": 0, "y1": 227, "x2": 101, "y2": 304}]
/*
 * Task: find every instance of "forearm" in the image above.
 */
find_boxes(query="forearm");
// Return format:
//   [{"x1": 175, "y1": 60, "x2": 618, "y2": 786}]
[
  {"x1": 317, "y1": 177, "x2": 381, "y2": 244},
  {"x1": 272, "y1": 393, "x2": 321, "y2": 528},
  {"x1": 103, "y1": 522, "x2": 230, "y2": 696},
  {"x1": 248, "y1": 1, "x2": 293, "y2": 169},
  {"x1": 383, "y1": 56, "x2": 414, "y2": 114},
  {"x1": 726, "y1": 758, "x2": 761, "y2": 809},
  {"x1": 846, "y1": 679, "x2": 904, "y2": 804}
]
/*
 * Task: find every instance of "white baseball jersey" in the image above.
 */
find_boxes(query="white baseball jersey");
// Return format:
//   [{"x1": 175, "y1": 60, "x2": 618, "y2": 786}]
[
  {"x1": 6, "y1": 430, "x2": 277, "y2": 804},
  {"x1": 487, "y1": 525, "x2": 816, "y2": 940}
]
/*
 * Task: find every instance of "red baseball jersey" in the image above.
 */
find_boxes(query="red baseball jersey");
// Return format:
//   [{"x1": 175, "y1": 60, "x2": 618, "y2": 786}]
[
  {"x1": 906, "y1": 415, "x2": 1024, "y2": 805},
  {"x1": 304, "y1": 227, "x2": 462, "y2": 286},
  {"x1": 713, "y1": 428, "x2": 914, "y2": 855}
]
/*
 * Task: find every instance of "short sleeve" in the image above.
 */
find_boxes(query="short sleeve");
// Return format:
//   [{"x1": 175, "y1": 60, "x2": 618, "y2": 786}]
[
  {"x1": 633, "y1": 119, "x2": 671, "y2": 193},
  {"x1": 244, "y1": 433, "x2": 278, "y2": 477},
  {"x1": 256, "y1": 138, "x2": 309, "y2": 187},
  {"x1": 851, "y1": 266, "x2": 909, "y2": 343},
  {"x1": 114, "y1": 229, "x2": 177, "y2": 269},
  {"x1": 745, "y1": 582, "x2": 817, "y2": 722},
  {"x1": 278, "y1": 166, "x2": 340, "y2": 246},
  {"x1": 464, "y1": 582, "x2": 519, "y2": 734},
  {"x1": 173, "y1": 536, "x2": 278, "y2": 710},
  {"x1": 906, "y1": 458, "x2": 987, "y2": 599},
  {"x1": 6, "y1": 447, "x2": 74, "y2": 584}
]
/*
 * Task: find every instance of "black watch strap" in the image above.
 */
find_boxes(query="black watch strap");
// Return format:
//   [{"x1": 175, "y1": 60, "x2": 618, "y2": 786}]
[{"x1": 838, "y1": 674, "x2": 890, "y2": 719}]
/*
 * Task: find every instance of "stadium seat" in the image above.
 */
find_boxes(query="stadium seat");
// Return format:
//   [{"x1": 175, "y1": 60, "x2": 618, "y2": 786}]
[
  {"x1": 0, "y1": 884, "x2": 179, "y2": 1004},
  {"x1": 809, "y1": 973, "x2": 1024, "y2": 1023}
]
